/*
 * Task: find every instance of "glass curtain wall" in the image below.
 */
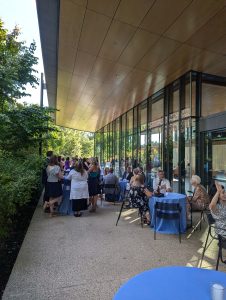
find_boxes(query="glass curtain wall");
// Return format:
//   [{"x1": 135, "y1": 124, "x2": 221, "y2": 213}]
[{"x1": 94, "y1": 71, "x2": 226, "y2": 192}]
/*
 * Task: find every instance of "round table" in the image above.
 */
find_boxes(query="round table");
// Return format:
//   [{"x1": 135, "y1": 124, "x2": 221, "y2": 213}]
[
  {"x1": 119, "y1": 180, "x2": 129, "y2": 201},
  {"x1": 149, "y1": 192, "x2": 187, "y2": 234},
  {"x1": 113, "y1": 266, "x2": 226, "y2": 300}
]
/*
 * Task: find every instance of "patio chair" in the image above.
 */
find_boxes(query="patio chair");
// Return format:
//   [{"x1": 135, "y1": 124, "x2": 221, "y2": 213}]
[
  {"x1": 216, "y1": 233, "x2": 226, "y2": 270},
  {"x1": 154, "y1": 202, "x2": 182, "y2": 243},
  {"x1": 104, "y1": 183, "x2": 118, "y2": 205},
  {"x1": 115, "y1": 192, "x2": 144, "y2": 228},
  {"x1": 200, "y1": 211, "x2": 226, "y2": 270}
]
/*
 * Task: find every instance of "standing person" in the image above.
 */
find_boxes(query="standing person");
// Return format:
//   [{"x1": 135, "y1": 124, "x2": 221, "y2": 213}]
[
  {"x1": 42, "y1": 150, "x2": 53, "y2": 206},
  {"x1": 65, "y1": 160, "x2": 89, "y2": 217},
  {"x1": 88, "y1": 158, "x2": 100, "y2": 212},
  {"x1": 82, "y1": 158, "x2": 90, "y2": 171},
  {"x1": 45, "y1": 155, "x2": 63, "y2": 217},
  {"x1": 103, "y1": 168, "x2": 119, "y2": 202},
  {"x1": 64, "y1": 157, "x2": 70, "y2": 171},
  {"x1": 122, "y1": 166, "x2": 133, "y2": 181}
]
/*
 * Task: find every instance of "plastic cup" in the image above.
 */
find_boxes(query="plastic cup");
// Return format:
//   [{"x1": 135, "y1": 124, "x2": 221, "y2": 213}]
[{"x1": 211, "y1": 283, "x2": 224, "y2": 300}]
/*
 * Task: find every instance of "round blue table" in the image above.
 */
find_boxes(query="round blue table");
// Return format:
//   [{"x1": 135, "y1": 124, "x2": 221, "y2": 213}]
[
  {"x1": 149, "y1": 192, "x2": 187, "y2": 234},
  {"x1": 113, "y1": 266, "x2": 226, "y2": 300}
]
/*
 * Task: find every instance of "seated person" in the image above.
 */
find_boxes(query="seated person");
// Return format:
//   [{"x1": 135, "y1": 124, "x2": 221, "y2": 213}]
[
  {"x1": 129, "y1": 174, "x2": 151, "y2": 224},
  {"x1": 130, "y1": 168, "x2": 139, "y2": 187},
  {"x1": 103, "y1": 168, "x2": 119, "y2": 201},
  {"x1": 122, "y1": 166, "x2": 133, "y2": 181},
  {"x1": 187, "y1": 175, "x2": 209, "y2": 217},
  {"x1": 153, "y1": 170, "x2": 171, "y2": 194},
  {"x1": 209, "y1": 181, "x2": 226, "y2": 238}
]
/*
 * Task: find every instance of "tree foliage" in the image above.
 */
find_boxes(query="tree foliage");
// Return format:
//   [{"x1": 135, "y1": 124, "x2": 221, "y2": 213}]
[
  {"x1": 0, "y1": 19, "x2": 38, "y2": 111},
  {"x1": 46, "y1": 127, "x2": 94, "y2": 158}
]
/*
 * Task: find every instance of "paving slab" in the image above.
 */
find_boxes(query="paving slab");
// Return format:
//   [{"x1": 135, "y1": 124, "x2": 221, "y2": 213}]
[{"x1": 3, "y1": 200, "x2": 226, "y2": 300}]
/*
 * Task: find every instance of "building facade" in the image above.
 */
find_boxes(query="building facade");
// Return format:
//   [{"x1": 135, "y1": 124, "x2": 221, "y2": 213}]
[{"x1": 95, "y1": 71, "x2": 226, "y2": 193}]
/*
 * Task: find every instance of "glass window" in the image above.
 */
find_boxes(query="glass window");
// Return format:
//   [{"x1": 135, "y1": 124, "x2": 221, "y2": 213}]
[
  {"x1": 169, "y1": 84, "x2": 179, "y2": 122},
  {"x1": 140, "y1": 101, "x2": 147, "y2": 132},
  {"x1": 127, "y1": 109, "x2": 133, "y2": 135},
  {"x1": 168, "y1": 122, "x2": 179, "y2": 192},
  {"x1": 202, "y1": 83, "x2": 226, "y2": 117},
  {"x1": 133, "y1": 106, "x2": 138, "y2": 133},
  {"x1": 150, "y1": 98, "x2": 164, "y2": 128}
]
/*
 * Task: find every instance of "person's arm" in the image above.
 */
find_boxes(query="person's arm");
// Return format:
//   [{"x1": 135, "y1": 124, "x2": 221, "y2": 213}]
[
  {"x1": 165, "y1": 179, "x2": 172, "y2": 192},
  {"x1": 87, "y1": 165, "x2": 94, "y2": 174},
  {"x1": 209, "y1": 182, "x2": 222, "y2": 213},
  {"x1": 55, "y1": 166, "x2": 64, "y2": 179},
  {"x1": 144, "y1": 188, "x2": 153, "y2": 199},
  {"x1": 64, "y1": 170, "x2": 73, "y2": 181},
  {"x1": 153, "y1": 178, "x2": 157, "y2": 191}
]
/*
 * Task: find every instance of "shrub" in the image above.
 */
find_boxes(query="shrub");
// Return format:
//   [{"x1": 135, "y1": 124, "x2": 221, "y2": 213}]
[{"x1": 0, "y1": 153, "x2": 43, "y2": 238}]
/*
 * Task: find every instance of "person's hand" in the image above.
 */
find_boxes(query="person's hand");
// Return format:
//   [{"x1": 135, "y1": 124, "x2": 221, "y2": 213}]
[
  {"x1": 215, "y1": 181, "x2": 223, "y2": 193},
  {"x1": 144, "y1": 188, "x2": 153, "y2": 198}
]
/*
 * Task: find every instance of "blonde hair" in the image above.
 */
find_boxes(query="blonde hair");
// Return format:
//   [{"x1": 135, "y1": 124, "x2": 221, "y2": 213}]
[{"x1": 191, "y1": 175, "x2": 201, "y2": 185}]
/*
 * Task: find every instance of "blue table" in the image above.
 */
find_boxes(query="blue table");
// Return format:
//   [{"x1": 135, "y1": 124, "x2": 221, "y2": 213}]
[
  {"x1": 119, "y1": 180, "x2": 129, "y2": 201},
  {"x1": 113, "y1": 266, "x2": 226, "y2": 300},
  {"x1": 149, "y1": 192, "x2": 187, "y2": 234}
]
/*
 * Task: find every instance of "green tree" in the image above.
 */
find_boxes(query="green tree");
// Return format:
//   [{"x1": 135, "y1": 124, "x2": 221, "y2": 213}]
[
  {"x1": 0, "y1": 19, "x2": 38, "y2": 111},
  {"x1": 0, "y1": 104, "x2": 56, "y2": 155}
]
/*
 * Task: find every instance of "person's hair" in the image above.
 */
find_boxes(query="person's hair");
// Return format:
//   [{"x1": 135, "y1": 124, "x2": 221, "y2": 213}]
[
  {"x1": 49, "y1": 155, "x2": 58, "y2": 166},
  {"x1": 61, "y1": 157, "x2": 65, "y2": 161},
  {"x1": 46, "y1": 150, "x2": 53, "y2": 157},
  {"x1": 191, "y1": 175, "x2": 201, "y2": 185},
  {"x1": 133, "y1": 168, "x2": 139, "y2": 175},
  {"x1": 109, "y1": 168, "x2": 114, "y2": 173},
  {"x1": 139, "y1": 166, "x2": 143, "y2": 172},
  {"x1": 75, "y1": 161, "x2": 84, "y2": 175},
  {"x1": 104, "y1": 167, "x2": 109, "y2": 175},
  {"x1": 135, "y1": 174, "x2": 144, "y2": 185},
  {"x1": 66, "y1": 157, "x2": 70, "y2": 161},
  {"x1": 57, "y1": 156, "x2": 61, "y2": 162},
  {"x1": 158, "y1": 170, "x2": 164, "y2": 174}
]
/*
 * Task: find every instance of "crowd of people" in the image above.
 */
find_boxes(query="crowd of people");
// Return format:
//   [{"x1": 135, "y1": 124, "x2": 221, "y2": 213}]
[{"x1": 42, "y1": 151, "x2": 226, "y2": 238}]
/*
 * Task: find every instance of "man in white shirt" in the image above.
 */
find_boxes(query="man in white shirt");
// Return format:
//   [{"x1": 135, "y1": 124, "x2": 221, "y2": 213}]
[{"x1": 153, "y1": 170, "x2": 171, "y2": 194}]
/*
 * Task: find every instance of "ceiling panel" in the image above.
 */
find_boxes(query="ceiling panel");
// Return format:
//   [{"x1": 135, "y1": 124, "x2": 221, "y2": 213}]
[
  {"x1": 73, "y1": 51, "x2": 96, "y2": 78},
  {"x1": 99, "y1": 20, "x2": 136, "y2": 61},
  {"x1": 115, "y1": 0, "x2": 155, "y2": 27},
  {"x1": 186, "y1": 7, "x2": 226, "y2": 50},
  {"x1": 137, "y1": 37, "x2": 181, "y2": 71},
  {"x1": 78, "y1": 10, "x2": 111, "y2": 55},
  {"x1": 87, "y1": 0, "x2": 120, "y2": 17},
  {"x1": 118, "y1": 29, "x2": 160, "y2": 67},
  {"x1": 164, "y1": 0, "x2": 225, "y2": 42},
  {"x1": 140, "y1": 0, "x2": 192, "y2": 35}
]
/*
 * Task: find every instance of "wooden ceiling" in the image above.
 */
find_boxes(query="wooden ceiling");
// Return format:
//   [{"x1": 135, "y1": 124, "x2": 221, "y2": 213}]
[{"x1": 55, "y1": 0, "x2": 226, "y2": 132}]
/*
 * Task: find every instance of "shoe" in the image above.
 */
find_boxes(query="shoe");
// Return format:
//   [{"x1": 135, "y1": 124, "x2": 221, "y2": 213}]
[{"x1": 74, "y1": 212, "x2": 82, "y2": 217}]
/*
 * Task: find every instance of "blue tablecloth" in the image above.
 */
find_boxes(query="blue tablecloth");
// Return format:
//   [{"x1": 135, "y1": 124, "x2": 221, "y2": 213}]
[
  {"x1": 119, "y1": 180, "x2": 129, "y2": 201},
  {"x1": 58, "y1": 179, "x2": 73, "y2": 215},
  {"x1": 113, "y1": 266, "x2": 226, "y2": 300},
  {"x1": 149, "y1": 192, "x2": 187, "y2": 234}
]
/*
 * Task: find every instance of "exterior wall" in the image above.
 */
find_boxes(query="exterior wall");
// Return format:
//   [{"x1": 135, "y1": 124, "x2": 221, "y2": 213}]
[{"x1": 95, "y1": 71, "x2": 226, "y2": 193}]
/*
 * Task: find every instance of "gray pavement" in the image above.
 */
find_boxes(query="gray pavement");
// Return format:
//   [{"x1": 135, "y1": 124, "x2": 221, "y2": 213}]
[{"x1": 3, "y1": 200, "x2": 226, "y2": 300}]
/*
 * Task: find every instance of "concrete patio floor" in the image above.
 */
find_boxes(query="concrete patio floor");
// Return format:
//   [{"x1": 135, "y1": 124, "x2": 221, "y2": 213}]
[{"x1": 3, "y1": 200, "x2": 226, "y2": 300}]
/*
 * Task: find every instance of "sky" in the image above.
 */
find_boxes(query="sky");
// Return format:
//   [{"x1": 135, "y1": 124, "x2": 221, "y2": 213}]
[{"x1": 0, "y1": 0, "x2": 48, "y2": 106}]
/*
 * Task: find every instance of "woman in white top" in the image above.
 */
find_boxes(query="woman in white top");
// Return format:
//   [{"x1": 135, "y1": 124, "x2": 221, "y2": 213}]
[
  {"x1": 66, "y1": 161, "x2": 89, "y2": 217},
  {"x1": 45, "y1": 155, "x2": 63, "y2": 217}
]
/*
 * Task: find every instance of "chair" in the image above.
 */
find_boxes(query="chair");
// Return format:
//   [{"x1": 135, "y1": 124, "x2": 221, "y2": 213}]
[
  {"x1": 154, "y1": 202, "x2": 182, "y2": 243},
  {"x1": 200, "y1": 211, "x2": 217, "y2": 267},
  {"x1": 104, "y1": 183, "x2": 118, "y2": 205},
  {"x1": 200, "y1": 211, "x2": 226, "y2": 270},
  {"x1": 216, "y1": 233, "x2": 226, "y2": 271},
  {"x1": 116, "y1": 191, "x2": 144, "y2": 228}
]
